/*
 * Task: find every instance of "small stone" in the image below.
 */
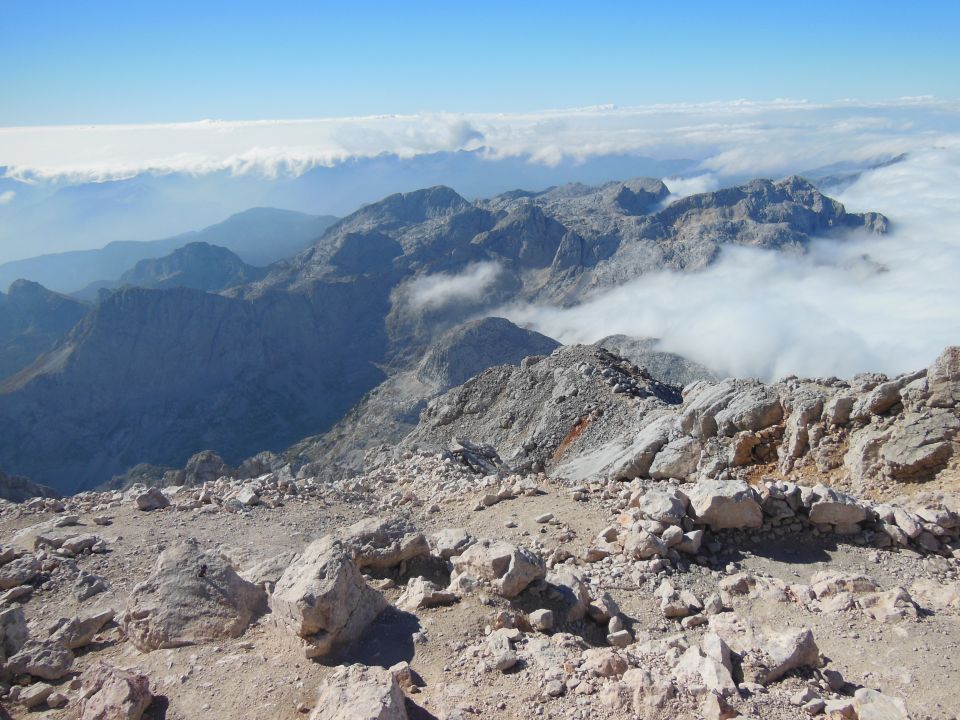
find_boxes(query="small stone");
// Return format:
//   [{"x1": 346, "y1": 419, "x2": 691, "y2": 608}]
[{"x1": 529, "y1": 608, "x2": 554, "y2": 631}]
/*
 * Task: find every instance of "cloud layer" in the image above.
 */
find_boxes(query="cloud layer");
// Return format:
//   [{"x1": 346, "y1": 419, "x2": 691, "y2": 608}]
[
  {"x1": 2, "y1": 98, "x2": 957, "y2": 181},
  {"x1": 503, "y1": 141, "x2": 960, "y2": 380}
]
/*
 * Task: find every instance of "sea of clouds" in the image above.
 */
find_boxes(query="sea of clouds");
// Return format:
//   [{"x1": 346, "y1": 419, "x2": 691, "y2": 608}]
[{"x1": 502, "y1": 141, "x2": 960, "y2": 380}]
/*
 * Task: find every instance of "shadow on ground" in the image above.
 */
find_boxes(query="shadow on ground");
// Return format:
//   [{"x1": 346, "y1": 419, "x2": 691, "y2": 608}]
[{"x1": 328, "y1": 607, "x2": 422, "y2": 667}]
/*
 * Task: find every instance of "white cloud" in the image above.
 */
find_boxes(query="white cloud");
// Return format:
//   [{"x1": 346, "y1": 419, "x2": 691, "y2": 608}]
[
  {"x1": 501, "y1": 143, "x2": 960, "y2": 380},
  {"x1": 0, "y1": 98, "x2": 956, "y2": 182},
  {"x1": 407, "y1": 262, "x2": 502, "y2": 309},
  {"x1": 0, "y1": 191, "x2": 13, "y2": 205},
  {"x1": 662, "y1": 174, "x2": 719, "y2": 199}
]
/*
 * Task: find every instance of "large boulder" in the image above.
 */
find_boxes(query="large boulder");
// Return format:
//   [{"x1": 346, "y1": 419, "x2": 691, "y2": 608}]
[
  {"x1": 341, "y1": 517, "x2": 430, "y2": 570},
  {"x1": 78, "y1": 661, "x2": 152, "y2": 720},
  {"x1": 451, "y1": 540, "x2": 546, "y2": 598},
  {"x1": 310, "y1": 664, "x2": 408, "y2": 720},
  {"x1": 853, "y1": 688, "x2": 910, "y2": 720},
  {"x1": 878, "y1": 411, "x2": 958, "y2": 482},
  {"x1": 808, "y1": 485, "x2": 868, "y2": 525},
  {"x1": 270, "y1": 536, "x2": 387, "y2": 658},
  {"x1": 685, "y1": 480, "x2": 763, "y2": 530},
  {"x1": 133, "y1": 487, "x2": 169, "y2": 511},
  {"x1": 681, "y1": 380, "x2": 782, "y2": 439},
  {"x1": 121, "y1": 538, "x2": 265, "y2": 651}
]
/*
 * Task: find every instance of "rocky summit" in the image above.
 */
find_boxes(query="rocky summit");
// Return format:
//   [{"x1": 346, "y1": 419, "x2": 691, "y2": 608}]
[{"x1": 0, "y1": 340, "x2": 957, "y2": 719}]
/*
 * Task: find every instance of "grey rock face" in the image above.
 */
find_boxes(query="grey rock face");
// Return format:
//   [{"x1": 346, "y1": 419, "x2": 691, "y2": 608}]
[{"x1": 0, "y1": 282, "x2": 388, "y2": 492}]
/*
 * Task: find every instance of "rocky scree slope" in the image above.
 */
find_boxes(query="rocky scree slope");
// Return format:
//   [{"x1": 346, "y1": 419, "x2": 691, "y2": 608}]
[
  {"x1": 0, "y1": 411, "x2": 958, "y2": 718},
  {"x1": 403, "y1": 345, "x2": 960, "y2": 515},
  {"x1": 0, "y1": 177, "x2": 885, "y2": 492}
]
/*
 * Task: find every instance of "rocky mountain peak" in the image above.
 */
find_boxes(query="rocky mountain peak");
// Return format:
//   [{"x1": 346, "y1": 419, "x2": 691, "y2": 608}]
[{"x1": 117, "y1": 242, "x2": 265, "y2": 292}]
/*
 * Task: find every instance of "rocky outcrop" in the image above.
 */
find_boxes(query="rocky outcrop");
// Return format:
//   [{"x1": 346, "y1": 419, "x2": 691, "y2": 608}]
[{"x1": 121, "y1": 538, "x2": 265, "y2": 651}]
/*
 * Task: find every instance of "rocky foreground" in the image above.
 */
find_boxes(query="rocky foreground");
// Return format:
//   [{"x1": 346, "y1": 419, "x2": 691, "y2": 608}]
[{"x1": 0, "y1": 349, "x2": 959, "y2": 719}]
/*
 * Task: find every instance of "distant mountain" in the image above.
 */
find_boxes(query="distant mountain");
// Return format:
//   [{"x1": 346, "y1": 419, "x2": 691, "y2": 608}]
[
  {"x1": 0, "y1": 208, "x2": 337, "y2": 295},
  {"x1": 116, "y1": 242, "x2": 266, "y2": 293},
  {"x1": 0, "y1": 280, "x2": 89, "y2": 381},
  {"x1": 0, "y1": 152, "x2": 696, "y2": 268},
  {"x1": 0, "y1": 176, "x2": 887, "y2": 492}
]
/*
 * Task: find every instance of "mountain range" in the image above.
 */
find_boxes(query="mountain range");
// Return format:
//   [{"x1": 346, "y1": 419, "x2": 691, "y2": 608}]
[
  {"x1": 0, "y1": 207, "x2": 336, "y2": 295},
  {"x1": 0, "y1": 175, "x2": 886, "y2": 493}
]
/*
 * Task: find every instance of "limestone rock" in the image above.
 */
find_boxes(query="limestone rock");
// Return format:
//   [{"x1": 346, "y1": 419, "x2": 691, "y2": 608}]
[
  {"x1": 78, "y1": 661, "x2": 152, "y2": 720},
  {"x1": 5, "y1": 638, "x2": 74, "y2": 680},
  {"x1": 808, "y1": 485, "x2": 867, "y2": 525},
  {"x1": 633, "y1": 487, "x2": 689, "y2": 525},
  {"x1": 430, "y1": 528, "x2": 475, "y2": 560},
  {"x1": 134, "y1": 487, "x2": 169, "y2": 511},
  {"x1": 121, "y1": 538, "x2": 265, "y2": 651},
  {"x1": 396, "y1": 577, "x2": 457, "y2": 611},
  {"x1": 927, "y1": 346, "x2": 960, "y2": 408},
  {"x1": 452, "y1": 540, "x2": 545, "y2": 598},
  {"x1": 649, "y1": 437, "x2": 702, "y2": 480},
  {"x1": 0, "y1": 555, "x2": 40, "y2": 590},
  {"x1": 342, "y1": 517, "x2": 430, "y2": 570},
  {"x1": 0, "y1": 606, "x2": 28, "y2": 662},
  {"x1": 853, "y1": 688, "x2": 910, "y2": 720},
  {"x1": 49, "y1": 608, "x2": 115, "y2": 649},
  {"x1": 270, "y1": 536, "x2": 387, "y2": 658},
  {"x1": 310, "y1": 663, "x2": 408, "y2": 720},
  {"x1": 685, "y1": 480, "x2": 762, "y2": 530}
]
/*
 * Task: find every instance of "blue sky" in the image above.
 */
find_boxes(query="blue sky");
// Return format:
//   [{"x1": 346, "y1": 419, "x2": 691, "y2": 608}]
[{"x1": 2, "y1": 0, "x2": 958, "y2": 125}]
